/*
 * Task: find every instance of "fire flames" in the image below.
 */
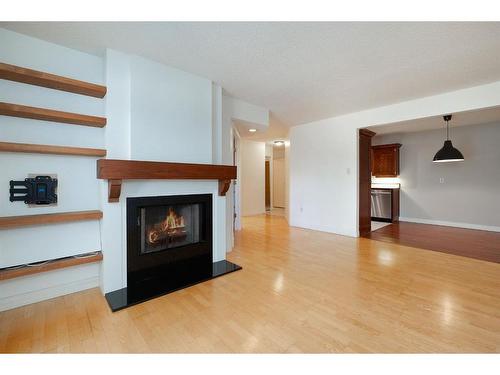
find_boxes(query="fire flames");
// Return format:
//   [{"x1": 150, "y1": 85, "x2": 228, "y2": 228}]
[{"x1": 147, "y1": 207, "x2": 187, "y2": 246}]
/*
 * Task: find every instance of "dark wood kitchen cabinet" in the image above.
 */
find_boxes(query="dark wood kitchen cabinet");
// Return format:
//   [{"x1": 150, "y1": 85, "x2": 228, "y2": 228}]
[{"x1": 371, "y1": 143, "x2": 402, "y2": 177}]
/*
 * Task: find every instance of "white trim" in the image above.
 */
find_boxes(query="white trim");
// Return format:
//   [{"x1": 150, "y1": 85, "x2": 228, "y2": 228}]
[
  {"x1": 399, "y1": 217, "x2": 500, "y2": 233},
  {"x1": 290, "y1": 221, "x2": 358, "y2": 238},
  {"x1": 0, "y1": 276, "x2": 99, "y2": 312}
]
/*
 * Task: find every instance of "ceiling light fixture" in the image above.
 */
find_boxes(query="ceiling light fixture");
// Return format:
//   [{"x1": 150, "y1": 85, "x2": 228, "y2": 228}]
[
  {"x1": 248, "y1": 128, "x2": 257, "y2": 133},
  {"x1": 433, "y1": 115, "x2": 464, "y2": 163},
  {"x1": 274, "y1": 140, "x2": 285, "y2": 146}
]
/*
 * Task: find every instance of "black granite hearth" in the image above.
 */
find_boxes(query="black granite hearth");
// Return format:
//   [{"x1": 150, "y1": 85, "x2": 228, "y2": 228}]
[{"x1": 105, "y1": 259, "x2": 242, "y2": 312}]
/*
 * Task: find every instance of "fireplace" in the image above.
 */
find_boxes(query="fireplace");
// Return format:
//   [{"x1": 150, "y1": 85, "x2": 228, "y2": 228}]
[
  {"x1": 104, "y1": 193, "x2": 241, "y2": 311},
  {"x1": 127, "y1": 194, "x2": 213, "y2": 285}
]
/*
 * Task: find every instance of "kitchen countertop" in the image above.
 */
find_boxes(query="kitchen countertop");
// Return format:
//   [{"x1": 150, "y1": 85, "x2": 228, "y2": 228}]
[{"x1": 371, "y1": 183, "x2": 400, "y2": 189}]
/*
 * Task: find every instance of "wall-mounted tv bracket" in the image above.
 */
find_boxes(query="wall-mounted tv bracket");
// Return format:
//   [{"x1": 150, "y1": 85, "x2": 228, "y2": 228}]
[{"x1": 9, "y1": 176, "x2": 58, "y2": 205}]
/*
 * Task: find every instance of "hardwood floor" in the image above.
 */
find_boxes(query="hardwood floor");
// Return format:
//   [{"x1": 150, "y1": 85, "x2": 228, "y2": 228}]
[
  {"x1": 365, "y1": 221, "x2": 500, "y2": 263},
  {"x1": 1, "y1": 214, "x2": 500, "y2": 353}
]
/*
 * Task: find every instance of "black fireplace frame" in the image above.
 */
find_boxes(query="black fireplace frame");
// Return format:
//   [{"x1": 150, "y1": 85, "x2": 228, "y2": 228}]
[{"x1": 127, "y1": 193, "x2": 213, "y2": 285}]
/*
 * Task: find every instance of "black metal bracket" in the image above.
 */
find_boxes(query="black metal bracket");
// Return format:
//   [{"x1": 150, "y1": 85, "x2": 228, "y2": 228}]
[{"x1": 9, "y1": 176, "x2": 58, "y2": 205}]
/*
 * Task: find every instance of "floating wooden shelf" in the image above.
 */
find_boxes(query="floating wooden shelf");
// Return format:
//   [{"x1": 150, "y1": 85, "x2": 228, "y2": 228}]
[
  {"x1": 97, "y1": 159, "x2": 237, "y2": 201},
  {"x1": 0, "y1": 210, "x2": 103, "y2": 229},
  {"x1": 0, "y1": 102, "x2": 106, "y2": 128},
  {"x1": 0, "y1": 141, "x2": 106, "y2": 157},
  {"x1": 0, "y1": 251, "x2": 103, "y2": 281},
  {"x1": 0, "y1": 62, "x2": 107, "y2": 98}
]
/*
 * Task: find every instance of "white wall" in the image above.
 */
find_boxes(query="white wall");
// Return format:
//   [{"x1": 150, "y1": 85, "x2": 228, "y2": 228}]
[
  {"x1": 233, "y1": 130, "x2": 242, "y2": 231},
  {"x1": 0, "y1": 28, "x2": 104, "y2": 310},
  {"x1": 101, "y1": 50, "x2": 227, "y2": 293},
  {"x1": 284, "y1": 141, "x2": 290, "y2": 222},
  {"x1": 240, "y1": 140, "x2": 266, "y2": 216},
  {"x1": 373, "y1": 122, "x2": 500, "y2": 231},
  {"x1": 290, "y1": 121, "x2": 358, "y2": 236},
  {"x1": 290, "y1": 80, "x2": 500, "y2": 237},
  {"x1": 129, "y1": 55, "x2": 213, "y2": 163}
]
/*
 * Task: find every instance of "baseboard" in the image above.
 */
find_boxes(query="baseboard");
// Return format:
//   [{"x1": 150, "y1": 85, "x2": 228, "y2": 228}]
[
  {"x1": 289, "y1": 220, "x2": 358, "y2": 238},
  {"x1": 0, "y1": 276, "x2": 99, "y2": 312},
  {"x1": 399, "y1": 217, "x2": 500, "y2": 233}
]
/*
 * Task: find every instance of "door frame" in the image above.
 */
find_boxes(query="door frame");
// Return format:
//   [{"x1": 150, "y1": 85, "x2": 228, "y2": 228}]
[
  {"x1": 358, "y1": 128, "x2": 376, "y2": 236},
  {"x1": 265, "y1": 159, "x2": 271, "y2": 210}
]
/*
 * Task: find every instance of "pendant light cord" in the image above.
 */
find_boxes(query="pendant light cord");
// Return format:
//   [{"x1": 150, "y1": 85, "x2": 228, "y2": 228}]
[{"x1": 446, "y1": 118, "x2": 449, "y2": 140}]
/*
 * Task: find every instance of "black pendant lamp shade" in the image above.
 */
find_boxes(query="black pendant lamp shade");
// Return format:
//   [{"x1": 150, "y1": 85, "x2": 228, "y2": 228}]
[{"x1": 433, "y1": 115, "x2": 464, "y2": 163}]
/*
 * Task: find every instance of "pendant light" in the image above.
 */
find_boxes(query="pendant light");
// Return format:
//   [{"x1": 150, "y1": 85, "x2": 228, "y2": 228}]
[{"x1": 433, "y1": 114, "x2": 464, "y2": 163}]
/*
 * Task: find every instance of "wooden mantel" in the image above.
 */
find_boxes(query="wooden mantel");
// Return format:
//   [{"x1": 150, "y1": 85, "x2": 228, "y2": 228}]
[{"x1": 97, "y1": 159, "x2": 237, "y2": 202}]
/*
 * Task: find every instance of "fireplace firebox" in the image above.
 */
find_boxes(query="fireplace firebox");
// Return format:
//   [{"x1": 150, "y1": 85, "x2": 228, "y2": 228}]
[
  {"x1": 104, "y1": 194, "x2": 241, "y2": 311},
  {"x1": 140, "y1": 204, "x2": 202, "y2": 254},
  {"x1": 128, "y1": 194, "x2": 213, "y2": 285}
]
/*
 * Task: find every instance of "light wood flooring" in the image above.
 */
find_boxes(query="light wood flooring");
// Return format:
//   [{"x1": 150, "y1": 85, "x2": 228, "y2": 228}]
[{"x1": 1, "y1": 214, "x2": 500, "y2": 353}]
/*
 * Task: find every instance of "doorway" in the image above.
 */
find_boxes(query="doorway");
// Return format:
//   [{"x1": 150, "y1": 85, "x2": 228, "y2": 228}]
[{"x1": 265, "y1": 160, "x2": 271, "y2": 211}]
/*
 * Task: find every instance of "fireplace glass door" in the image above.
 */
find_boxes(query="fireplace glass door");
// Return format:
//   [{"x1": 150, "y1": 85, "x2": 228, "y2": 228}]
[{"x1": 140, "y1": 203, "x2": 202, "y2": 254}]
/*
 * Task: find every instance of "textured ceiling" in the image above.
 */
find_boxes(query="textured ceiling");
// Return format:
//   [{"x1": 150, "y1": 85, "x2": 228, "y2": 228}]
[
  {"x1": 370, "y1": 105, "x2": 500, "y2": 135},
  {"x1": 3, "y1": 22, "x2": 500, "y2": 126}
]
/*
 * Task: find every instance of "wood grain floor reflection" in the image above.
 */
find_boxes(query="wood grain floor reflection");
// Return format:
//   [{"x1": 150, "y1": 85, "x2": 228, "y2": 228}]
[
  {"x1": 1, "y1": 214, "x2": 500, "y2": 353},
  {"x1": 365, "y1": 221, "x2": 500, "y2": 263}
]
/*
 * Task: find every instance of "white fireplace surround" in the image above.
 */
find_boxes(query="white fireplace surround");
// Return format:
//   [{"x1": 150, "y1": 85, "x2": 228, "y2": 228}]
[
  {"x1": 101, "y1": 50, "x2": 229, "y2": 293},
  {"x1": 100, "y1": 180, "x2": 226, "y2": 293}
]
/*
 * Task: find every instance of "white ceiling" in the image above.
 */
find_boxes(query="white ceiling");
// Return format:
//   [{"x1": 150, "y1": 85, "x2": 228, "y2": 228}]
[
  {"x1": 370, "y1": 105, "x2": 500, "y2": 135},
  {"x1": 3, "y1": 22, "x2": 500, "y2": 126}
]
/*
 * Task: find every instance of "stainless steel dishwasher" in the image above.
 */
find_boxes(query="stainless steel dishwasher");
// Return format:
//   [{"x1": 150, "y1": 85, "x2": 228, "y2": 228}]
[{"x1": 371, "y1": 189, "x2": 392, "y2": 221}]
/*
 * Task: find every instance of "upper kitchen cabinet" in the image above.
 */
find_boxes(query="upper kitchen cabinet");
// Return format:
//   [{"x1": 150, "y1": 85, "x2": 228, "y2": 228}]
[{"x1": 371, "y1": 143, "x2": 402, "y2": 177}]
